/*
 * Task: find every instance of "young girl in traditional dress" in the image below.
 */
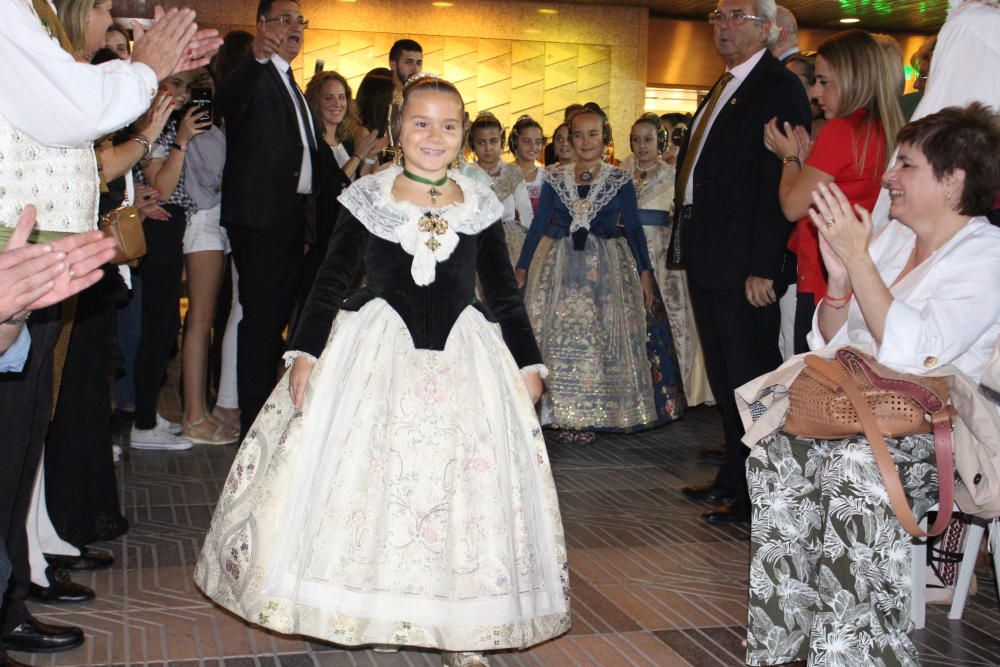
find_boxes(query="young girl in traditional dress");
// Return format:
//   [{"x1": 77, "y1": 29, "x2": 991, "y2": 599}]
[
  {"x1": 516, "y1": 104, "x2": 681, "y2": 443},
  {"x1": 466, "y1": 112, "x2": 533, "y2": 267},
  {"x1": 622, "y1": 113, "x2": 713, "y2": 407},
  {"x1": 509, "y1": 115, "x2": 546, "y2": 211},
  {"x1": 195, "y1": 75, "x2": 571, "y2": 667}
]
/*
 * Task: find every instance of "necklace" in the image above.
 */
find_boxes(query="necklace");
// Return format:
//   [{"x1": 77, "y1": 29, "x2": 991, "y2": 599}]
[
  {"x1": 634, "y1": 161, "x2": 659, "y2": 197},
  {"x1": 402, "y1": 169, "x2": 448, "y2": 206},
  {"x1": 577, "y1": 163, "x2": 599, "y2": 182}
]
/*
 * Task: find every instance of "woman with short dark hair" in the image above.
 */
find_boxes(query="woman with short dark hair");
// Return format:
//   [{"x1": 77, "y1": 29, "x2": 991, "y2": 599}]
[{"x1": 747, "y1": 103, "x2": 1000, "y2": 667}]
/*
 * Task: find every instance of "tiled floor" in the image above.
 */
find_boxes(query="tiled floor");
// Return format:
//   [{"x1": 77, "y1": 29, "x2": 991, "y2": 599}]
[{"x1": 14, "y1": 407, "x2": 1000, "y2": 666}]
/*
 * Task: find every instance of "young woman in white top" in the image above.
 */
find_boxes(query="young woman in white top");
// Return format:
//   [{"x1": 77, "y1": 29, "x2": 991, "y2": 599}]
[{"x1": 304, "y1": 71, "x2": 383, "y2": 182}]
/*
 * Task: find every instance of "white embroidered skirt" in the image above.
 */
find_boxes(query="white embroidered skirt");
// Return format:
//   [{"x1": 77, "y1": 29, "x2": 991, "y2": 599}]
[{"x1": 194, "y1": 300, "x2": 570, "y2": 651}]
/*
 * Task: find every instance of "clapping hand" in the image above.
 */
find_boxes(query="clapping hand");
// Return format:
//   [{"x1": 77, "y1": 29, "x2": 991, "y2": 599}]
[
  {"x1": 131, "y1": 7, "x2": 222, "y2": 82},
  {"x1": 763, "y1": 117, "x2": 811, "y2": 161},
  {"x1": 0, "y1": 206, "x2": 116, "y2": 322},
  {"x1": 810, "y1": 182, "x2": 873, "y2": 282}
]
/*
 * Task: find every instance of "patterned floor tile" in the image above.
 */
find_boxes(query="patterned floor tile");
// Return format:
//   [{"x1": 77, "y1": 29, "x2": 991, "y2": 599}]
[{"x1": 11, "y1": 406, "x2": 1000, "y2": 666}]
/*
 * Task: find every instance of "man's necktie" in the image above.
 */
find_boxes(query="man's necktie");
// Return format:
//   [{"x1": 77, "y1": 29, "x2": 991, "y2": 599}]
[
  {"x1": 286, "y1": 68, "x2": 318, "y2": 153},
  {"x1": 675, "y1": 71, "x2": 735, "y2": 203}
]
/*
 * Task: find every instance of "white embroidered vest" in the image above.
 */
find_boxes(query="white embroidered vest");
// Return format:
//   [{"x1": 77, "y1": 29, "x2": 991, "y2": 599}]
[
  {"x1": 0, "y1": 112, "x2": 100, "y2": 233},
  {"x1": 0, "y1": 0, "x2": 99, "y2": 234}
]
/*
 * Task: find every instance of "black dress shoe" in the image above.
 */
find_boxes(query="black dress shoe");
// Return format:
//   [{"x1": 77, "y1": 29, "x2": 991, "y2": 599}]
[
  {"x1": 28, "y1": 566, "x2": 95, "y2": 604},
  {"x1": 45, "y1": 547, "x2": 114, "y2": 571},
  {"x1": 1, "y1": 615, "x2": 84, "y2": 653},
  {"x1": 681, "y1": 483, "x2": 735, "y2": 505},
  {"x1": 702, "y1": 501, "x2": 751, "y2": 524}
]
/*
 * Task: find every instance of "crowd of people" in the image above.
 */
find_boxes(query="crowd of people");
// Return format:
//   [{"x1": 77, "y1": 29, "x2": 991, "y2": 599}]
[{"x1": 0, "y1": 0, "x2": 998, "y2": 665}]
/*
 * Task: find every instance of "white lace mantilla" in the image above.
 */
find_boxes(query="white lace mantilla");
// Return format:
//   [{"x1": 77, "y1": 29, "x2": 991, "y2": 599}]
[
  {"x1": 338, "y1": 165, "x2": 503, "y2": 286},
  {"x1": 544, "y1": 163, "x2": 631, "y2": 234}
]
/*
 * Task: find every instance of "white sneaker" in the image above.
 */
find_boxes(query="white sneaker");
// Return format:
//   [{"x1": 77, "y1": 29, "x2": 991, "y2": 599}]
[
  {"x1": 130, "y1": 425, "x2": 193, "y2": 450},
  {"x1": 156, "y1": 413, "x2": 182, "y2": 435}
]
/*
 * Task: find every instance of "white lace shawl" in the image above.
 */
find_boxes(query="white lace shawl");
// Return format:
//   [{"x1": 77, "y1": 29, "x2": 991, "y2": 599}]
[
  {"x1": 544, "y1": 163, "x2": 632, "y2": 233},
  {"x1": 337, "y1": 165, "x2": 504, "y2": 286}
]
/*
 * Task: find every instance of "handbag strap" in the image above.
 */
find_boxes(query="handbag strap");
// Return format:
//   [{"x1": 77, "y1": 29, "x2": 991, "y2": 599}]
[{"x1": 804, "y1": 355, "x2": 955, "y2": 538}]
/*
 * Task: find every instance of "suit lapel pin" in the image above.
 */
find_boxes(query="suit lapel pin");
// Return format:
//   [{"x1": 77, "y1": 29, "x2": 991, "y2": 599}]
[{"x1": 729, "y1": 98, "x2": 738, "y2": 105}]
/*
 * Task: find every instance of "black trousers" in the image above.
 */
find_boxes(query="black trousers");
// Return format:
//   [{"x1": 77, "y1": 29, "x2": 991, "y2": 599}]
[
  {"x1": 687, "y1": 280, "x2": 784, "y2": 509},
  {"x1": 0, "y1": 306, "x2": 62, "y2": 647},
  {"x1": 794, "y1": 291, "x2": 817, "y2": 356},
  {"x1": 133, "y1": 205, "x2": 186, "y2": 430},
  {"x1": 46, "y1": 269, "x2": 128, "y2": 547},
  {"x1": 227, "y1": 202, "x2": 305, "y2": 435}
]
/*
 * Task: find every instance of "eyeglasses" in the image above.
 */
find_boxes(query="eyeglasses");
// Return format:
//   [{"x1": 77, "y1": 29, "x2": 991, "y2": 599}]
[
  {"x1": 707, "y1": 10, "x2": 765, "y2": 25},
  {"x1": 264, "y1": 14, "x2": 309, "y2": 28}
]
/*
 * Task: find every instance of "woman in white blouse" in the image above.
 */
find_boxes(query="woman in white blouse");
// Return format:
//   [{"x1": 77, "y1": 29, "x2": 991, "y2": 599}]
[{"x1": 746, "y1": 103, "x2": 1000, "y2": 667}]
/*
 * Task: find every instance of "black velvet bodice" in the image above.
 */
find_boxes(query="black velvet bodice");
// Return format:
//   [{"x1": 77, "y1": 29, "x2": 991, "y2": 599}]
[{"x1": 290, "y1": 208, "x2": 543, "y2": 369}]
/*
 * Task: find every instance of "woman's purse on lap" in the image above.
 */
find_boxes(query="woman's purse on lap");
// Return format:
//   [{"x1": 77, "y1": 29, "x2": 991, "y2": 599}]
[
  {"x1": 98, "y1": 204, "x2": 146, "y2": 267},
  {"x1": 785, "y1": 347, "x2": 956, "y2": 538}
]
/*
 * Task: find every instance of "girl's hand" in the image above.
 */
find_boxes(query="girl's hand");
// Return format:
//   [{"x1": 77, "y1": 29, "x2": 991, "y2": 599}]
[
  {"x1": 176, "y1": 105, "x2": 212, "y2": 145},
  {"x1": 763, "y1": 117, "x2": 802, "y2": 160},
  {"x1": 514, "y1": 267, "x2": 527, "y2": 289},
  {"x1": 792, "y1": 124, "x2": 814, "y2": 161},
  {"x1": 640, "y1": 270, "x2": 655, "y2": 310},
  {"x1": 524, "y1": 372, "x2": 543, "y2": 404},
  {"x1": 136, "y1": 92, "x2": 174, "y2": 143},
  {"x1": 355, "y1": 130, "x2": 381, "y2": 159},
  {"x1": 288, "y1": 356, "x2": 315, "y2": 410}
]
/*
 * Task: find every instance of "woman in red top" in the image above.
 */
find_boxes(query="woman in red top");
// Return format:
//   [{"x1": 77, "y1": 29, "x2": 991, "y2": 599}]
[{"x1": 764, "y1": 29, "x2": 903, "y2": 353}]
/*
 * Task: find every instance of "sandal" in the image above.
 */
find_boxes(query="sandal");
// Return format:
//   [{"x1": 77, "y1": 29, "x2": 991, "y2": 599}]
[
  {"x1": 442, "y1": 652, "x2": 490, "y2": 667},
  {"x1": 207, "y1": 413, "x2": 240, "y2": 440},
  {"x1": 182, "y1": 417, "x2": 239, "y2": 445},
  {"x1": 211, "y1": 406, "x2": 241, "y2": 435}
]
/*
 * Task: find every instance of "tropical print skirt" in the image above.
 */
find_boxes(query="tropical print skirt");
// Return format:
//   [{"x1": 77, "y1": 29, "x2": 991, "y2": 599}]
[{"x1": 746, "y1": 432, "x2": 938, "y2": 667}]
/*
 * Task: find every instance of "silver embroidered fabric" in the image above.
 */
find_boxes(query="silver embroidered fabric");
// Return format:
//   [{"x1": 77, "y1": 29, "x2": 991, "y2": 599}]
[
  {"x1": 337, "y1": 165, "x2": 504, "y2": 286},
  {"x1": 544, "y1": 163, "x2": 632, "y2": 234}
]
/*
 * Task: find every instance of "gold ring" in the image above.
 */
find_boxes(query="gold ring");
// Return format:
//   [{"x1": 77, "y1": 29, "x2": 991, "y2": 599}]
[{"x1": 67, "y1": 267, "x2": 76, "y2": 279}]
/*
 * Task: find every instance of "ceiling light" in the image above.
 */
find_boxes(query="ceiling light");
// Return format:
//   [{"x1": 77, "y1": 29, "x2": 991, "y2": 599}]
[
  {"x1": 432, "y1": 1, "x2": 453, "y2": 6},
  {"x1": 840, "y1": 17, "x2": 860, "y2": 23},
  {"x1": 538, "y1": 8, "x2": 558, "y2": 14}
]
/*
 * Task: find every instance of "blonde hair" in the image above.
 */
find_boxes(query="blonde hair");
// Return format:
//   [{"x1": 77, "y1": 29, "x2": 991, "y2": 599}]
[
  {"x1": 817, "y1": 30, "x2": 904, "y2": 173},
  {"x1": 56, "y1": 0, "x2": 97, "y2": 54}
]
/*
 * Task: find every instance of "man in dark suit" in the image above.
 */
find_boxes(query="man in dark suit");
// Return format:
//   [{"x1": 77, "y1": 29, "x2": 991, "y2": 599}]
[
  {"x1": 675, "y1": 0, "x2": 811, "y2": 523},
  {"x1": 219, "y1": 0, "x2": 322, "y2": 435}
]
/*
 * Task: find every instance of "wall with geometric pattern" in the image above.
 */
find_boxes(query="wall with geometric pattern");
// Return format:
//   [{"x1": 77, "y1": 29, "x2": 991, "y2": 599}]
[{"x1": 179, "y1": 0, "x2": 648, "y2": 150}]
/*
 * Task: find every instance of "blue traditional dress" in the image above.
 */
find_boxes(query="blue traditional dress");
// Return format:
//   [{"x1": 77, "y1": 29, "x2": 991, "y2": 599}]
[{"x1": 517, "y1": 163, "x2": 684, "y2": 432}]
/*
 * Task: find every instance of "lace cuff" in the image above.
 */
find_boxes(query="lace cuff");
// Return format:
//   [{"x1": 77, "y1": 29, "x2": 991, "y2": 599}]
[
  {"x1": 283, "y1": 350, "x2": 318, "y2": 368},
  {"x1": 520, "y1": 364, "x2": 549, "y2": 380}
]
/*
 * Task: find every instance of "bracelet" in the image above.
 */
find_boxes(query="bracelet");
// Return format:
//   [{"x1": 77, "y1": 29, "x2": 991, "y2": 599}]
[
  {"x1": 781, "y1": 155, "x2": 802, "y2": 169},
  {"x1": 130, "y1": 134, "x2": 152, "y2": 162},
  {"x1": 363, "y1": 157, "x2": 376, "y2": 165},
  {"x1": 170, "y1": 141, "x2": 187, "y2": 153},
  {"x1": 824, "y1": 290, "x2": 853, "y2": 309},
  {"x1": 2, "y1": 311, "x2": 31, "y2": 326}
]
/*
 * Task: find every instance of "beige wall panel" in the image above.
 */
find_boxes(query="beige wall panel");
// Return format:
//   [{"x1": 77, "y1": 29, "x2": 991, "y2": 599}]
[
  {"x1": 510, "y1": 80, "x2": 545, "y2": 117},
  {"x1": 478, "y1": 53, "x2": 512, "y2": 88},
  {"x1": 193, "y1": 0, "x2": 646, "y2": 146},
  {"x1": 478, "y1": 79, "x2": 513, "y2": 114}
]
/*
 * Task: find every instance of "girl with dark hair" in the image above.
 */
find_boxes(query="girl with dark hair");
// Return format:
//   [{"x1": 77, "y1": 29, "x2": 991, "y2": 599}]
[
  {"x1": 196, "y1": 74, "x2": 570, "y2": 667},
  {"x1": 516, "y1": 105, "x2": 681, "y2": 442},
  {"x1": 466, "y1": 112, "x2": 533, "y2": 268},
  {"x1": 354, "y1": 67, "x2": 395, "y2": 165},
  {"x1": 509, "y1": 115, "x2": 546, "y2": 210}
]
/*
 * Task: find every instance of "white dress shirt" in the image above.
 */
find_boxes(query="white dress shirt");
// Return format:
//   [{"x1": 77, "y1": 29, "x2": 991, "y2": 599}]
[
  {"x1": 0, "y1": 0, "x2": 157, "y2": 149},
  {"x1": 268, "y1": 54, "x2": 315, "y2": 195},
  {"x1": 684, "y1": 48, "x2": 767, "y2": 206},
  {"x1": 808, "y1": 217, "x2": 1000, "y2": 384}
]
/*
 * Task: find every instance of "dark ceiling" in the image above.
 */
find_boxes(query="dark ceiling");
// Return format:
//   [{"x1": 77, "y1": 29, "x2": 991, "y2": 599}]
[{"x1": 542, "y1": 0, "x2": 949, "y2": 33}]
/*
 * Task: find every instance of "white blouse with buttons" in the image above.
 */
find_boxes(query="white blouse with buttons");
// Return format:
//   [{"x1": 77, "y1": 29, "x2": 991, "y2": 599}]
[{"x1": 808, "y1": 217, "x2": 1000, "y2": 384}]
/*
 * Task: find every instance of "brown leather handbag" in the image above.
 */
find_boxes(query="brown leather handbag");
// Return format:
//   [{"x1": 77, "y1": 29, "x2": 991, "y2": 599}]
[
  {"x1": 98, "y1": 204, "x2": 146, "y2": 267},
  {"x1": 785, "y1": 347, "x2": 956, "y2": 538}
]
